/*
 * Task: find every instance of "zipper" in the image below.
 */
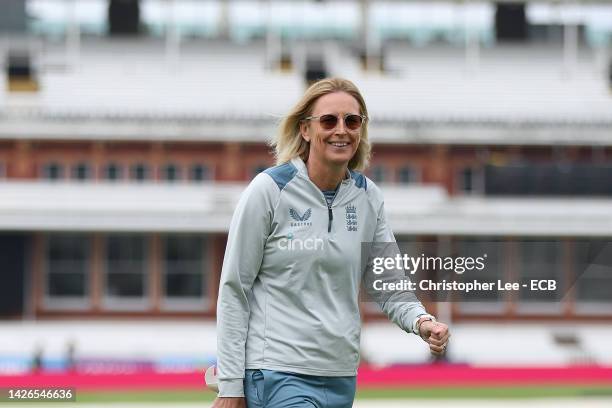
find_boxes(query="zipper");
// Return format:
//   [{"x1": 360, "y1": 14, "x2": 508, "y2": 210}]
[
  {"x1": 301, "y1": 171, "x2": 350, "y2": 234},
  {"x1": 326, "y1": 186, "x2": 341, "y2": 233}
]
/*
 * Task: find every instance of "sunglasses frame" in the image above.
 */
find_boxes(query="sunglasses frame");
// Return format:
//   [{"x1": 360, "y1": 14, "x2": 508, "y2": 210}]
[{"x1": 303, "y1": 113, "x2": 368, "y2": 131}]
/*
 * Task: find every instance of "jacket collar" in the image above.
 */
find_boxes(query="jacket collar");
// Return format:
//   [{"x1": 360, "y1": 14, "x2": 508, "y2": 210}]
[{"x1": 290, "y1": 157, "x2": 352, "y2": 183}]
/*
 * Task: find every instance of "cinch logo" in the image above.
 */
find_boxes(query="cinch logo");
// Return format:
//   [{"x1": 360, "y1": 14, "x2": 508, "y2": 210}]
[
  {"x1": 278, "y1": 232, "x2": 324, "y2": 251},
  {"x1": 289, "y1": 208, "x2": 313, "y2": 227}
]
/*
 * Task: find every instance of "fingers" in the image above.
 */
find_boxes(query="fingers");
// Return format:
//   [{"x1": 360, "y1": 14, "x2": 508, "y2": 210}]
[
  {"x1": 419, "y1": 321, "x2": 442, "y2": 339},
  {"x1": 428, "y1": 337, "x2": 449, "y2": 356},
  {"x1": 429, "y1": 342, "x2": 446, "y2": 355},
  {"x1": 427, "y1": 334, "x2": 449, "y2": 346},
  {"x1": 419, "y1": 321, "x2": 451, "y2": 356},
  {"x1": 428, "y1": 323, "x2": 449, "y2": 337},
  {"x1": 430, "y1": 322, "x2": 448, "y2": 339},
  {"x1": 426, "y1": 323, "x2": 450, "y2": 356}
]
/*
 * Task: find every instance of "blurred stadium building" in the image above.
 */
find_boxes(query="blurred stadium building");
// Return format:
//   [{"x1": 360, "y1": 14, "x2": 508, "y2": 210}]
[{"x1": 1, "y1": 0, "x2": 612, "y2": 375}]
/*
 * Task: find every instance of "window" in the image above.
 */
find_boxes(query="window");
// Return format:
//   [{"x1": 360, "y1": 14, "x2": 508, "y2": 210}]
[
  {"x1": 370, "y1": 165, "x2": 388, "y2": 183},
  {"x1": 105, "y1": 235, "x2": 147, "y2": 298},
  {"x1": 104, "y1": 163, "x2": 124, "y2": 181},
  {"x1": 457, "y1": 167, "x2": 483, "y2": 194},
  {"x1": 161, "y1": 163, "x2": 182, "y2": 182},
  {"x1": 71, "y1": 162, "x2": 91, "y2": 181},
  {"x1": 42, "y1": 162, "x2": 65, "y2": 180},
  {"x1": 484, "y1": 163, "x2": 612, "y2": 196},
  {"x1": 574, "y1": 240, "x2": 612, "y2": 314},
  {"x1": 45, "y1": 234, "x2": 90, "y2": 307},
  {"x1": 162, "y1": 235, "x2": 207, "y2": 308},
  {"x1": 130, "y1": 163, "x2": 150, "y2": 182},
  {"x1": 190, "y1": 164, "x2": 210, "y2": 182},
  {"x1": 397, "y1": 166, "x2": 418, "y2": 184},
  {"x1": 517, "y1": 239, "x2": 564, "y2": 313},
  {"x1": 456, "y1": 238, "x2": 506, "y2": 314}
]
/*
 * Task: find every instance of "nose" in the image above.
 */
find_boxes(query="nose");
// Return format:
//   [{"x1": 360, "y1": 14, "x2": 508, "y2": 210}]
[{"x1": 334, "y1": 116, "x2": 347, "y2": 134}]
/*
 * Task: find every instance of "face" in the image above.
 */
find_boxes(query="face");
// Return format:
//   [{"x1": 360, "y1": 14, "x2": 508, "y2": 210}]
[{"x1": 300, "y1": 91, "x2": 362, "y2": 169}]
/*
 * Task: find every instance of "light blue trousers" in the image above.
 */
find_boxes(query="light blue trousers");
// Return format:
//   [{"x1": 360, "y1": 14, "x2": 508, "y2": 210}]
[{"x1": 244, "y1": 369, "x2": 356, "y2": 408}]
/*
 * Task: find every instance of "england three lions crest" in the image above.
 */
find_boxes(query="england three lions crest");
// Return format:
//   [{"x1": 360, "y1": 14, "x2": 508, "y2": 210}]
[{"x1": 345, "y1": 204, "x2": 357, "y2": 232}]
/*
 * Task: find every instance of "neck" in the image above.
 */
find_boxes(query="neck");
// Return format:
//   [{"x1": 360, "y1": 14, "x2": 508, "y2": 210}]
[{"x1": 305, "y1": 156, "x2": 347, "y2": 191}]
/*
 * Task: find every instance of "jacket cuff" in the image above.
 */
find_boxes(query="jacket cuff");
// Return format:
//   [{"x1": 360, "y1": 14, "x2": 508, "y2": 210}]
[
  {"x1": 412, "y1": 313, "x2": 435, "y2": 335},
  {"x1": 218, "y1": 378, "x2": 245, "y2": 397}
]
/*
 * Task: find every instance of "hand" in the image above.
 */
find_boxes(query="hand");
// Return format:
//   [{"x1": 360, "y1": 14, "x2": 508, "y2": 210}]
[
  {"x1": 419, "y1": 320, "x2": 450, "y2": 356},
  {"x1": 211, "y1": 397, "x2": 246, "y2": 408}
]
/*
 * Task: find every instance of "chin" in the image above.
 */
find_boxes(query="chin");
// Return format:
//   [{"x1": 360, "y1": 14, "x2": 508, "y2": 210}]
[{"x1": 325, "y1": 155, "x2": 352, "y2": 167}]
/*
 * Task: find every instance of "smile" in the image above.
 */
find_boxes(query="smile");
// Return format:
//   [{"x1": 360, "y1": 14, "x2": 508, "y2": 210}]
[{"x1": 328, "y1": 142, "x2": 350, "y2": 147}]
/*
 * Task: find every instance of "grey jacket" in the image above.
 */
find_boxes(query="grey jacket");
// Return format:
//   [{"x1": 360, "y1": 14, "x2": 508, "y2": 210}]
[{"x1": 216, "y1": 157, "x2": 428, "y2": 397}]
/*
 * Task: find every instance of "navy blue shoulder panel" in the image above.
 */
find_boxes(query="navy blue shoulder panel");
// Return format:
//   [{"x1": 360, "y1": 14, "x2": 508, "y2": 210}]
[
  {"x1": 349, "y1": 170, "x2": 367, "y2": 191},
  {"x1": 264, "y1": 162, "x2": 298, "y2": 191}
]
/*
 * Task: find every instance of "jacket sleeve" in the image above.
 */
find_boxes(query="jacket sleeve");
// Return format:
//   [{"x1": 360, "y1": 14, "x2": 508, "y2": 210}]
[
  {"x1": 216, "y1": 173, "x2": 277, "y2": 397},
  {"x1": 368, "y1": 191, "x2": 428, "y2": 335}
]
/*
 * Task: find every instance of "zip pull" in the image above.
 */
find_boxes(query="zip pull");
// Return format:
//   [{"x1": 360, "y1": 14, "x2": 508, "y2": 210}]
[{"x1": 328, "y1": 207, "x2": 333, "y2": 233}]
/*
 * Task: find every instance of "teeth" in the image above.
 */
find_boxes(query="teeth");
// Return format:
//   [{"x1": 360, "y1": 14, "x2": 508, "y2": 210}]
[{"x1": 330, "y1": 142, "x2": 348, "y2": 147}]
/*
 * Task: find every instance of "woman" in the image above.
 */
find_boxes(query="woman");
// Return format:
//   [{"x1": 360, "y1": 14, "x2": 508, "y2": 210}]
[{"x1": 213, "y1": 78, "x2": 450, "y2": 408}]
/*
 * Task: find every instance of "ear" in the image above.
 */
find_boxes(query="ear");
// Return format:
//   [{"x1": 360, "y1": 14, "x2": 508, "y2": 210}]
[{"x1": 299, "y1": 121, "x2": 311, "y2": 143}]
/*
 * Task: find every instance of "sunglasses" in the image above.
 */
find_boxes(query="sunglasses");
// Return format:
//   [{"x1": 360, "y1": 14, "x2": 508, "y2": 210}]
[{"x1": 303, "y1": 113, "x2": 367, "y2": 131}]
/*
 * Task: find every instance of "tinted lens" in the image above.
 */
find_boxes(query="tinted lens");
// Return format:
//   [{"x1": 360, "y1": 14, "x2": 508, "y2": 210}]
[
  {"x1": 319, "y1": 114, "x2": 338, "y2": 130},
  {"x1": 345, "y1": 114, "x2": 363, "y2": 130}
]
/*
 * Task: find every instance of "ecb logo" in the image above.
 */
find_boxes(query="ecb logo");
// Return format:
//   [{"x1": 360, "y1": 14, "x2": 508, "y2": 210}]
[{"x1": 345, "y1": 204, "x2": 357, "y2": 232}]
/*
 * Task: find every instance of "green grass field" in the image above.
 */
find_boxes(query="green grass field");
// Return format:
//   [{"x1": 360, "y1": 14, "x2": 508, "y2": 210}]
[{"x1": 73, "y1": 386, "x2": 612, "y2": 403}]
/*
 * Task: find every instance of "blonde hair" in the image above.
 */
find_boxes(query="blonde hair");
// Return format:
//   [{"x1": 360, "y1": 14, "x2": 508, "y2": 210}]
[{"x1": 271, "y1": 77, "x2": 371, "y2": 171}]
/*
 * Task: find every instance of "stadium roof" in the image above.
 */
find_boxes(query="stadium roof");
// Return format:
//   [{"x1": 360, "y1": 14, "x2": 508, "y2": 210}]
[
  {"x1": 1, "y1": 39, "x2": 611, "y2": 145},
  {"x1": 24, "y1": 1, "x2": 612, "y2": 42}
]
